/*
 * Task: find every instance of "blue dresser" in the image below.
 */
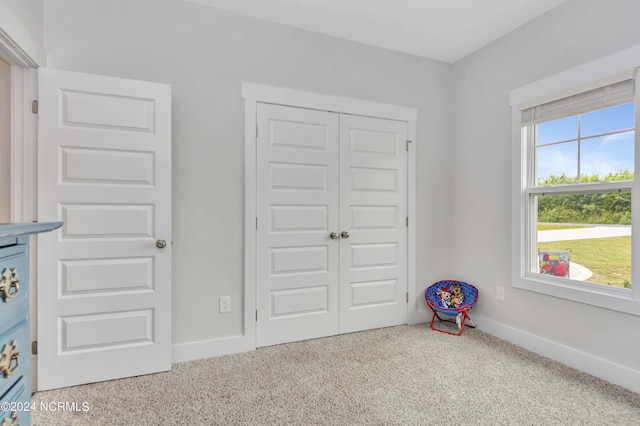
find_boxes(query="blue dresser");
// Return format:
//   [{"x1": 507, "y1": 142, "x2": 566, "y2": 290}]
[{"x1": 0, "y1": 222, "x2": 62, "y2": 426}]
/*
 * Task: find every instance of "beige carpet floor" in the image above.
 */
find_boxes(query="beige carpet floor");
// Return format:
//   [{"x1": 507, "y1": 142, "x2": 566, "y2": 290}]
[{"x1": 32, "y1": 324, "x2": 640, "y2": 425}]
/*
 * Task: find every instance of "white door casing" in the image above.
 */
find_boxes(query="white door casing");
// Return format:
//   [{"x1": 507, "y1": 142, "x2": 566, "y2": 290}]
[
  {"x1": 37, "y1": 68, "x2": 172, "y2": 390},
  {"x1": 256, "y1": 102, "x2": 409, "y2": 346},
  {"x1": 244, "y1": 82, "x2": 417, "y2": 354},
  {"x1": 339, "y1": 114, "x2": 408, "y2": 333}
]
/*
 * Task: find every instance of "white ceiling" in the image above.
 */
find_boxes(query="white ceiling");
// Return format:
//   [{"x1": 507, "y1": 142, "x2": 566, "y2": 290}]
[{"x1": 185, "y1": 0, "x2": 566, "y2": 63}]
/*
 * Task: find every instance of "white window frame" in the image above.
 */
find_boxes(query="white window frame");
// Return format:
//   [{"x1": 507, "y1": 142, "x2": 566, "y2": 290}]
[{"x1": 510, "y1": 45, "x2": 640, "y2": 316}]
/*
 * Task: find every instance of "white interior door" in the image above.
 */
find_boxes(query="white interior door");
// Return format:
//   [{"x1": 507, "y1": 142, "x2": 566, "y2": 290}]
[
  {"x1": 37, "y1": 68, "x2": 172, "y2": 390},
  {"x1": 256, "y1": 104, "x2": 339, "y2": 347},
  {"x1": 256, "y1": 103, "x2": 408, "y2": 346},
  {"x1": 338, "y1": 114, "x2": 408, "y2": 333}
]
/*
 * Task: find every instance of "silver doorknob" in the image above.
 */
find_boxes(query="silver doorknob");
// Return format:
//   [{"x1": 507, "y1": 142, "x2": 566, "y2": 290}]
[
  {"x1": 329, "y1": 232, "x2": 339, "y2": 240},
  {"x1": 156, "y1": 240, "x2": 167, "y2": 249},
  {"x1": 341, "y1": 231, "x2": 350, "y2": 239}
]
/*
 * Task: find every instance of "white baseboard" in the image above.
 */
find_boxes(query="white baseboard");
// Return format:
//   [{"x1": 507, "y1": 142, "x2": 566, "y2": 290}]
[
  {"x1": 174, "y1": 310, "x2": 432, "y2": 362},
  {"x1": 172, "y1": 334, "x2": 254, "y2": 364},
  {"x1": 474, "y1": 315, "x2": 640, "y2": 394}
]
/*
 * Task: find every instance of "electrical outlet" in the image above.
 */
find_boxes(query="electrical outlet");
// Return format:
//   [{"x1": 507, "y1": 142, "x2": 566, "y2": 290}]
[
  {"x1": 219, "y1": 296, "x2": 231, "y2": 313},
  {"x1": 496, "y1": 286, "x2": 505, "y2": 302}
]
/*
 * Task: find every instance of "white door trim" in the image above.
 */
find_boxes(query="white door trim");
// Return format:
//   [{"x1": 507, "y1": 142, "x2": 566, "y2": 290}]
[
  {"x1": 0, "y1": 14, "x2": 39, "y2": 222},
  {"x1": 243, "y1": 82, "x2": 418, "y2": 350},
  {"x1": 9, "y1": 66, "x2": 38, "y2": 391},
  {"x1": 1, "y1": 26, "x2": 39, "y2": 389},
  {"x1": 10, "y1": 66, "x2": 37, "y2": 223},
  {"x1": 0, "y1": 26, "x2": 40, "y2": 69}
]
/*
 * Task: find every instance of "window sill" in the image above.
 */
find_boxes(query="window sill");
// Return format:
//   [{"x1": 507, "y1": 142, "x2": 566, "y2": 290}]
[{"x1": 513, "y1": 273, "x2": 640, "y2": 316}]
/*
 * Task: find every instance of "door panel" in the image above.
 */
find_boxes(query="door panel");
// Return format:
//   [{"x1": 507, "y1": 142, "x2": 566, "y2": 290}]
[
  {"x1": 61, "y1": 147, "x2": 155, "y2": 185},
  {"x1": 339, "y1": 114, "x2": 407, "y2": 333},
  {"x1": 256, "y1": 104, "x2": 339, "y2": 347},
  {"x1": 37, "y1": 68, "x2": 171, "y2": 390}
]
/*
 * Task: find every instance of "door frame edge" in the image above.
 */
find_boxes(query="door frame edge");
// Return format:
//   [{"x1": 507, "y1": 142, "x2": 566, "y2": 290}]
[
  {"x1": 9, "y1": 66, "x2": 38, "y2": 391},
  {"x1": 407, "y1": 118, "x2": 418, "y2": 325},
  {"x1": 242, "y1": 82, "x2": 419, "y2": 351},
  {"x1": 10, "y1": 66, "x2": 37, "y2": 223},
  {"x1": 243, "y1": 91, "x2": 258, "y2": 351}
]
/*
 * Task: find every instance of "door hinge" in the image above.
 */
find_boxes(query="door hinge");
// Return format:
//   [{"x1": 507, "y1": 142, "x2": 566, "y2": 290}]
[
  {"x1": 256, "y1": 124, "x2": 259, "y2": 138},
  {"x1": 406, "y1": 140, "x2": 412, "y2": 151},
  {"x1": 256, "y1": 218, "x2": 258, "y2": 229},
  {"x1": 256, "y1": 310, "x2": 258, "y2": 321},
  {"x1": 31, "y1": 340, "x2": 37, "y2": 355},
  {"x1": 406, "y1": 216, "x2": 409, "y2": 227},
  {"x1": 32, "y1": 100, "x2": 38, "y2": 114},
  {"x1": 406, "y1": 292, "x2": 409, "y2": 303}
]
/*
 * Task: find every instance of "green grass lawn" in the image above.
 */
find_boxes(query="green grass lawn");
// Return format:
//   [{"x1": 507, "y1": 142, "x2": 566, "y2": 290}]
[{"x1": 538, "y1": 236, "x2": 631, "y2": 288}]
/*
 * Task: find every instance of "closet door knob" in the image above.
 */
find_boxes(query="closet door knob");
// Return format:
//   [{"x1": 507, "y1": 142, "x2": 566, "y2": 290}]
[
  {"x1": 156, "y1": 240, "x2": 167, "y2": 249},
  {"x1": 341, "y1": 231, "x2": 350, "y2": 239},
  {"x1": 329, "y1": 232, "x2": 339, "y2": 240}
]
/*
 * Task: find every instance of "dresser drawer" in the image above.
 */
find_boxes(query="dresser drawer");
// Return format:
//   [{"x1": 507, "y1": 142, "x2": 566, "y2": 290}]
[
  {"x1": 0, "y1": 237, "x2": 18, "y2": 249},
  {"x1": 0, "y1": 314, "x2": 28, "y2": 399},
  {"x1": 0, "y1": 244, "x2": 28, "y2": 309},
  {"x1": 0, "y1": 377, "x2": 31, "y2": 426}
]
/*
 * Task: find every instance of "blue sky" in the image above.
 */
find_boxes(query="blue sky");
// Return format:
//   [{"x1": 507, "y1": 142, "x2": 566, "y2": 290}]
[{"x1": 536, "y1": 102, "x2": 635, "y2": 181}]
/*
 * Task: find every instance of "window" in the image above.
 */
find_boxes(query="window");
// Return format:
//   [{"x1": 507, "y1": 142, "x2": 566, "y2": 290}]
[
  {"x1": 511, "y1": 52, "x2": 640, "y2": 315},
  {"x1": 523, "y1": 81, "x2": 634, "y2": 290}
]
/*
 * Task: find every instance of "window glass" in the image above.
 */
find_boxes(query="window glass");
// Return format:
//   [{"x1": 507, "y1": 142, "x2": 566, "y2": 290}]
[
  {"x1": 536, "y1": 142, "x2": 578, "y2": 185},
  {"x1": 535, "y1": 192, "x2": 632, "y2": 289},
  {"x1": 537, "y1": 116, "x2": 578, "y2": 145},
  {"x1": 581, "y1": 102, "x2": 635, "y2": 137},
  {"x1": 580, "y1": 132, "x2": 634, "y2": 180},
  {"x1": 535, "y1": 103, "x2": 635, "y2": 185}
]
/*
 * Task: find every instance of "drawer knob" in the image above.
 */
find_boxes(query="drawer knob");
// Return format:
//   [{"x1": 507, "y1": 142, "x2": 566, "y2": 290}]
[
  {"x1": 0, "y1": 268, "x2": 20, "y2": 301},
  {"x1": 1, "y1": 412, "x2": 19, "y2": 426},
  {"x1": 0, "y1": 340, "x2": 20, "y2": 377}
]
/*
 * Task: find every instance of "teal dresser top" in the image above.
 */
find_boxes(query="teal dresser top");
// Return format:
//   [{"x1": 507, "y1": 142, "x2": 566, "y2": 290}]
[{"x1": 0, "y1": 222, "x2": 63, "y2": 238}]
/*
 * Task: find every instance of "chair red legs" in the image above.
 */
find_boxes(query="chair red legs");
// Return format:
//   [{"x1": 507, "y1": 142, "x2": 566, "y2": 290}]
[{"x1": 429, "y1": 308, "x2": 476, "y2": 336}]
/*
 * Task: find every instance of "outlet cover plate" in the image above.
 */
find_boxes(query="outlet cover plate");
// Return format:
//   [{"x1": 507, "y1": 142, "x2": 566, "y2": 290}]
[{"x1": 219, "y1": 296, "x2": 231, "y2": 313}]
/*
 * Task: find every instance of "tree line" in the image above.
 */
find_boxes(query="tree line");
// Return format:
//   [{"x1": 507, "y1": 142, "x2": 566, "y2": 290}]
[{"x1": 537, "y1": 170, "x2": 632, "y2": 225}]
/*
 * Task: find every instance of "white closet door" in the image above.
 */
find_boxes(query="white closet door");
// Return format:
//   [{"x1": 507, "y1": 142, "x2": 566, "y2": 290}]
[
  {"x1": 256, "y1": 104, "x2": 339, "y2": 347},
  {"x1": 338, "y1": 114, "x2": 408, "y2": 333}
]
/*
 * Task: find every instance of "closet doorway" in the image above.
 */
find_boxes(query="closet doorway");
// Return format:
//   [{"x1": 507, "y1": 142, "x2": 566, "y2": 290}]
[{"x1": 243, "y1": 83, "x2": 418, "y2": 348}]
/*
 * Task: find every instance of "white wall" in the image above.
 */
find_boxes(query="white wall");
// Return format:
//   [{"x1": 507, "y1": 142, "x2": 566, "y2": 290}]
[
  {"x1": 452, "y1": 0, "x2": 640, "y2": 378},
  {"x1": 43, "y1": 0, "x2": 453, "y2": 346},
  {"x1": 3, "y1": 0, "x2": 42, "y2": 44},
  {"x1": 0, "y1": 58, "x2": 9, "y2": 222},
  {"x1": 0, "y1": 0, "x2": 44, "y2": 65}
]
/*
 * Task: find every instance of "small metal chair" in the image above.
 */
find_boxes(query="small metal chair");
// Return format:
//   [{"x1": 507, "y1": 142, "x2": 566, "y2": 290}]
[{"x1": 425, "y1": 280, "x2": 478, "y2": 336}]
